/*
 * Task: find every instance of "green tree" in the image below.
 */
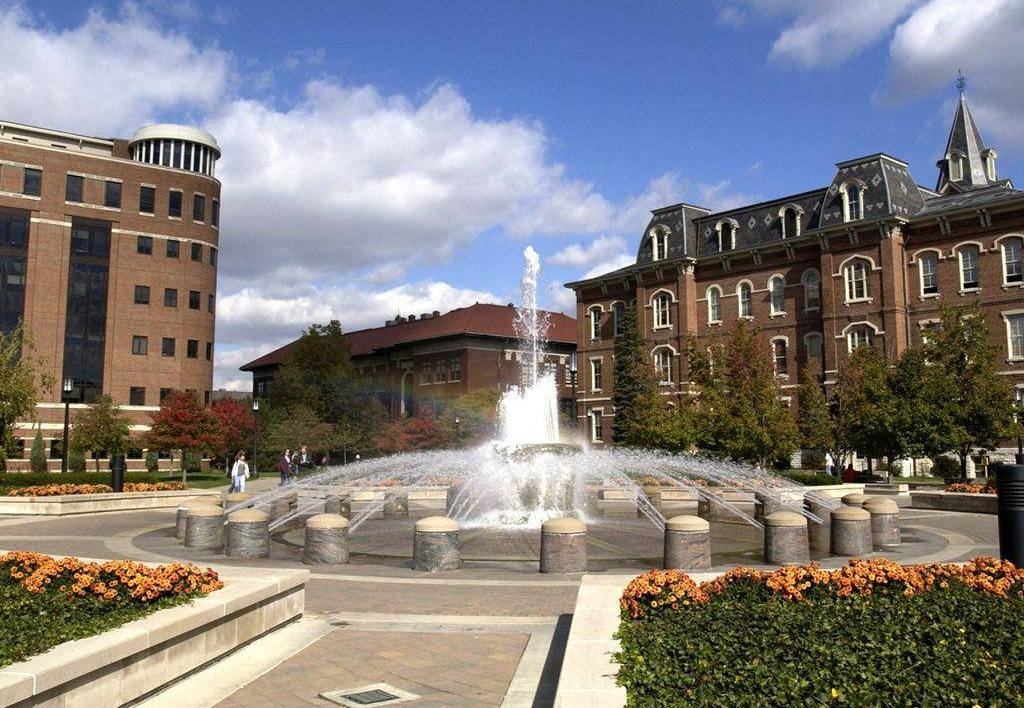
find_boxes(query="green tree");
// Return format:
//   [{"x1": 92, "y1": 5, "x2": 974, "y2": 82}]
[
  {"x1": 921, "y1": 303, "x2": 1016, "y2": 478},
  {"x1": 690, "y1": 322, "x2": 796, "y2": 465},
  {"x1": 68, "y1": 448, "x2": 86, "y2": 473},
  {"x1": 29, "y1": 429, "x2": 47, "y2": 473},
  {"x1": 611, "y1": 303, "x2": 657, "y2": 443},
  {"x1": 145, "y1": 449, "x2": 159, "y2": 474},
  {"x1": 0, "y1": 322, "x2": 54, "y2": 472},
  {"x1": 796, "y1": 361, "x2": 831, "y2": 453},
  {"x1": 70, "y1": 395, "x2": 133, "y2": 472},
  {"x1": 841, "y1": 346, "x2": 907, "y2": 481},
  {"x1": 260, "y1": 404, "x2": 338, "y2": 474}
]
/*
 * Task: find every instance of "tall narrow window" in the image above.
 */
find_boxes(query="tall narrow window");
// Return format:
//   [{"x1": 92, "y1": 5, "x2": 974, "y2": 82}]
[
  {"x1": 591, "y1": 358, "x2": 603, "y2": 391},
  {"x1": 846, "y1": 185, "x2": 862, "y2": 221},
  {"x1": 139, "y1": 186, "x2": 155, "y2": 214},
  {"x1": 949, "y1": 155, "x2": 964, "y2": 181},
  {"x1": 1, "y1": 212, "x2": 30, "y2": 336},
  {"x1": 168, "y1": 190, "x2": 182, "y2": 218},
  {"x1": 104, "y1": 181, "x2": 121, "y2": 209},
  {"x1": 65, "y1": 174, "x2": 83, "y2": 202},
  {"x1": 770, "y1": 276, "x2": 785, "y2": 315},
  {"x1": 919, "y1": 253, "x2": 939, "y2": 296},
  {"x1": 162, "y1": 337, "x2": 175, "y2": 357},
  {"x1": 612, "y1": 302, "x2": 625, "y2": 336},
  {"x1": 772, "y1": 340, "x2": 787, "y2": 375},
  {"x1": 1003, "y1": 238, "x2": 1023, "y2": 284},
  {"x1": 591, "y1": 410, "x2": 603, "y2": 442},
  {"x1": 719, "y1": 222, "x2": 734, "y2": 251},
  {"x1": 652, "y1": 229, "x2": 668, "y2": 261},
  {"x1": 844, "y1": 260, "x2": 869, "y2": 301},
  {"x1": 783, "y1": 208, "x2": 798, "y2": 239},
  {"x1": 738, "y1": 282, "x2": 752, "y2": 318},
  {"x1": 193, "y1": 194, "x2": 205, "y2": 222},
  {"x1": 803, "y1": 270, "x2": 820, "y2": 311},
  {"x1": 22, "y1": 168, "x2": 41, "y2": 197},
  {"x1": 212, "y1": 199, "x2": 220, "y2": 227},
  {"x1": 654, "y1": 349, "x2": 672, "y2": 384},
  {"x1": 589, "y1": 307, "x2": 602, "y2": 339},
  {"x1": 1008, "y1": 315, "x2": 1024, "y2": 359},
  {"x1": 707, "y1": 287, "x2": 721, "y2": 323},
  {"x1": 191, "y1": 243, "x2": 202, "y2": 262},
  {"x1": 63, "y1": 221, "x2": 110, "y2": 402},
  {"x1": 805, "y1": 333, "x2": 823, "y2": 366},
  {"x1": 653, "y1": 293, "x2": 671, "y2": 328},
  {"x1": 959, "y1": 245, "x2": 979, "y2": 290}
]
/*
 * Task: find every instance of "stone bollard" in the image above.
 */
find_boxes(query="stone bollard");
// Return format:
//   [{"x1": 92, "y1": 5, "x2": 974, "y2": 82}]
[
  {"x1": 185, "y1": 504, "x2": 224, "y2": 551},
  {"x1": 413, "y1": 516, "x2": 460, "y2": 572},
  {"x1": 224, "y1": 492, "x2": 252, "y2": 509},
  {"x1": 271, "y1": 492, "x2": 297, "y2": 521},
  {"x1": 324, "y1": 495, "x2": 350, "y2": 516},
  {"x1": 663, "y1": 515, "x2": 711, "y2": 570},
  {"x1": 540, "y1": 517, "x2": 587, "y2": 573},
  {"x1": 864, "y1": 497, "x2": 901, "y2": 551},
  {"x1": 763, "y1": 511, "x2": 809, "y2": 565},
  {"x1": 175, "y1": 505, "x2": 190, "y2": 541},
  {"x1": 805, "y1": 498, "x2": 837, "y2": 554},
  {"x1": 226, "y1": 508, "x2": 270, "y2": 558},
  {"x1": 831, "y1": 506, "x2": 873, "y2": 556},
  {"x1": 841, "y1": 492, "x2": 871, "y2": 508},
  {"x1": 304, "y1": 514, "x2": 349, "y2": 565}
]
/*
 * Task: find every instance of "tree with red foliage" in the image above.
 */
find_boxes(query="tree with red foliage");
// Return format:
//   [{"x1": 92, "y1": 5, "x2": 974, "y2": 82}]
[
  {"x1": 210, "y1": 398, "x2": 255, "y2": 470},
  {"x1": 376, "y1": 416, "x2": 450, "y2": 454},
  {"x1": 145, "y1": 391, "x2": 219, "y2": 482}
]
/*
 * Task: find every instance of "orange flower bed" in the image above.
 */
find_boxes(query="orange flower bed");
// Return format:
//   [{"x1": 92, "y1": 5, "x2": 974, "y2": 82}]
[
  {"x1": 620, "y1": 557, "x2": 1024, "y2": 619},
  {"x1": 1, "y1": 551, "x2": 222, "y2": 602},
  {"x1": 8, "y1": 482, "x2": 188, "y2": 497},
  {"x1": 946, "y1": 482, "x2": 997, "y2": 494}
]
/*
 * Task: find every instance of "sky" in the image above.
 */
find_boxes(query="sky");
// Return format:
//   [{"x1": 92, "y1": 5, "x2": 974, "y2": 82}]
[{"x1": 3, "y1": 0, "x2": 1024, "y2": 390}]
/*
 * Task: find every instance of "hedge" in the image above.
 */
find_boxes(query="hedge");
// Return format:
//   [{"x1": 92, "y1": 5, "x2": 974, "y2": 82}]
[
  {"x1": 0, "y1": 471, "x2": 159, "y2": 494},
  {"x1": 616, "y1": 558, "x2": 1024, "y2": 706},
  {"x1": 777, "y1": 470, "x2": 839, "y2": 486}
]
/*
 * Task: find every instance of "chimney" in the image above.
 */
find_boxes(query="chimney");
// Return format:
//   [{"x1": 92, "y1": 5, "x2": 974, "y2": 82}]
[{"x1": 432, "y1": 310, "x2": 440, "y2": 318}]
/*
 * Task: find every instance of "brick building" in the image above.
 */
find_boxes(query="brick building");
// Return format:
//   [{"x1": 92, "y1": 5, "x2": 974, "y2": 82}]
[
  {"x1": 241, "y1": 302, "x2": 577, "y2": 420},
  {"x1": 567, "y1": 94, "x2": 1024, "y2": 460},
  {"x1": 1, "y1": 119, "x2": 221, "y2": 469}
]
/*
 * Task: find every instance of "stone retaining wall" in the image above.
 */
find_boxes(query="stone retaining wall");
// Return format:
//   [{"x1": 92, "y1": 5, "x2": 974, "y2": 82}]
[
  {"x1": 0, "y1": 489, "x2": 222, "y2": 516},
  {"x1": 910, "y1": 491, "x2": 997, "y2": 514}
]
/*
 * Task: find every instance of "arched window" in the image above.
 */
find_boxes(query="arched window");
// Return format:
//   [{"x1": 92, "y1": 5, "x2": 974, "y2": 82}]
[
  {"x1": 1002, "y1": 237, "x2": 1023, "y2": 285},
  {"x1": 654, "y1": 348, "x2": 673, "y2": 384},
  {"x1": 612, "y1": 302, "x2": 625, "y2": 336},
  {"x1": 706, "y1": 286, "x2": 721, "y2": 323},
  {"x1": 651, "y1": 228, "x2": 669, "y2": 261},
  {"x1": 847, "y1": 325, "x2": 874, "y2": 352},
  {"x1": 958, "y1": 245, "x2": 979, "y2": 290},
  {"x1": 782, "y1": 208, "x2": 799, "y2": 239},
  {"x1": 769, "y1": 276, "x2": 786, "y2": 315},
  {"x1": 842, "y1": 183, "x2": 863, "y2": 222},
  {"x1": 653, "y1": 292, "x2": 672, "y2": 328},
  {"x1": 844, "y1": 259, "x2": 870, "y2": 302},
  {"x1": 738, "y1": 282, "x2": 752, "y2": 318},
  {"x1": 716, "y1": 220, "x2": 736, "y2": 252},
  {"x1": 589, "y1": 306, "x2": 602, "y2": 339},
  {"x1": 772, "y1": 339, "x2": 788, "y2": 375},
  {"x1": 589, "y1": 409, "x2": 603, "y2": 442},
  {"x1": 984, "y1": 149, "x2": 997, "y2": 181},
  {"x1": 804, "y1": 332, "x2": 823, "y2": 366},
  {"x1": 918, "y1": 252, "x2": 939, "y2": 296},
  {"x1": 802, "y1": 269, "x2": 820, "y2": 311}
]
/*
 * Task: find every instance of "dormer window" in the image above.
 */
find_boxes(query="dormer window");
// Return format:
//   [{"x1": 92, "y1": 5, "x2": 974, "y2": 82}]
[
  {"x1": 651, "y1": 227, "x2": 669, "y2": 261},
  {"x1": 949, "y1": 153, "x2": 964, "y2": 182},
  {"x1": 780, "y1": 206, "x2": 802, "y2": 239},
  {"x1": 983, "y1": 149, "x2": 997, "y2": 181},
  {"x1": 841, "y1": 182, "x2": 863, "y2": 222},
  {"x1": 716, "y1": 219, "x2": 737, "y2": 252}
]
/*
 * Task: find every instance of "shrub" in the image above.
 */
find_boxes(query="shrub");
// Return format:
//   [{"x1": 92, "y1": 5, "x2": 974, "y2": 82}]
[
  {"x1": 145, "y1": 449, "x2": 159, "y2": 473},
  {"x1": 29, "y1": 431, "x2": 47, "y2": 473},
  {"x1": 0, "y1": 551, "x2": 222, "y2": 667},
  {"x1": 947, "y1": 482, "x2": 998, "y2": 494},
  {"x1": 0, "y1": 471, "x2": 159, "y2": 494},
  {"x1": 180, "y1": 449, "x2": 201, "y2": 475},
  {"x1": 931, "y1": 455, "x2": 961, "y2": 479},
  {"x1": 68, "y1": 448, "x2": 86, "y2": 473},
  {"x1": 800, "y1": 449, "x2": 825, "y2": 469},
  {"x1": 777, "y1": 470, "x2": 837, "y2": 486},
  {"x1": 616, "y1": 558, "x2": 1024, "y2": 706},
  {"x1": 7, "y1": 482, "x2": 187, "y2": 497}
]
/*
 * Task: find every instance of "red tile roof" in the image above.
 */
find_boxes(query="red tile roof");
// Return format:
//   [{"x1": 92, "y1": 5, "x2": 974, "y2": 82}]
[{"x1": 240, "y1": 303, "x2": 577, "y2": 371}]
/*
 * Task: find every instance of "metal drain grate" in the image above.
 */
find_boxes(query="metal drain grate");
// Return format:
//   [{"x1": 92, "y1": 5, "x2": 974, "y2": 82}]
[{"x1": 319, "y1": 683, "x2": 419, "y2": 706}]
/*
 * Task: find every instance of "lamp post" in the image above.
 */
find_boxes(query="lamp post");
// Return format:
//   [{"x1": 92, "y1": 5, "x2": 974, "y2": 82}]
[
  {"x1": 60, "y1": 378, "x2": 74, "y2": 474},
  {"x1": 252, "y1": 398, "x2": 260, "y2": 478},
  {"x1": 569, "y1": 352, "x2": 578, "y2": 429},
  {"x1": 454, "y1": 415, "x2": 461, "y2": 447}
]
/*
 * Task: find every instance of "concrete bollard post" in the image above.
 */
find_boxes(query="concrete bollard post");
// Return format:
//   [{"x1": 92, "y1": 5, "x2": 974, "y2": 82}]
[
  {"x1": 413, "y1": 516, "x2": 460, "y2": 572},
  {"x1": 831, "y1": 505, "x2": 873, "y2": 556},
  {"x1": 663, "y1": 515, "x2": 711, "y2": 570},
  {"x1": 324, "y1": 495, "x2": 350, "y2": 516},
  {"x1": 864, "y1": 496, "x2": 901, "y2": 551},
  {"x1": 763, "y1": 511, "x2": 809, "y2": 565},
  {"x1": 841, "y1": 492, "x2": 871, "y2": 508},
  {"x1": 805, "y1": 498, "x2": 837, "y2": 554},
  {"x1": 175, "y1": 505, "x2": 189, "y2": 541},
  {"x1": 540, "y1": 517, "x2": 587, "y2": 573},
  {"x1": 185, "y1": 504, "x2": 224, "y2": 551},
  {"x1": 224, "y1": 492, "x2": 252, "y2": 509},
  {"x1": 271, "y1": 492, "x2": 297, "y2": 521},
  {"x1": 304, "y1": 513, "x2": 349, "y2": 565},
  {"x1": 226, "y1": 509, "x2": 270, "y2": 558}
]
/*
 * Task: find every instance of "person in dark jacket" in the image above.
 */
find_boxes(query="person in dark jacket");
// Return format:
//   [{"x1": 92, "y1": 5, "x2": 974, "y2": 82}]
[{"x1": 278, "y1": 449, "x2": 291, "y2": 487}]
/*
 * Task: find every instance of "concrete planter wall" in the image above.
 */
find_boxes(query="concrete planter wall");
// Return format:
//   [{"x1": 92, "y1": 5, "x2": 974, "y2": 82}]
[
  {"x1": 597, "y1": 488, "x2": 638, "y2": 517},
  {"x1": 0, "y1": 563, "x2": 307, "y2": 707},
  {"x1": 0, "y1": 489, "x2": 221, "y2": 516},
  {"x1": 910, "y1": 491, "x2": 997, "y2": 514}
]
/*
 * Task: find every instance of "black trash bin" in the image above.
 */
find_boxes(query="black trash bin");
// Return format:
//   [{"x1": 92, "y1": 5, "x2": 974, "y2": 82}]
[
  {"x1": 995, "y1": 463, "x2": 1024, "y2": 567},
  {"x1": 110, "y1": 454, "x2": 125, "y2": 493}
]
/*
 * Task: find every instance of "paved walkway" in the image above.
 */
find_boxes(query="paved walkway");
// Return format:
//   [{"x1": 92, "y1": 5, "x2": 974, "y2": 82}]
[{"x1": 0, "y1": 505, "x2": 1001, "y2": 707}]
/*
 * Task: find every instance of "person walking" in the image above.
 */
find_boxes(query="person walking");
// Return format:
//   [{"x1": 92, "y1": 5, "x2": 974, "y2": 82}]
[
  {"x1": 278, "y1": 449, "x2": 291, "y2": 487},
  {"x1": 824, "y1": 451, "x2": 835, "y2": 478},
  {"x1": 230, "y1": 451, "x2": 250, "y2": 493}
]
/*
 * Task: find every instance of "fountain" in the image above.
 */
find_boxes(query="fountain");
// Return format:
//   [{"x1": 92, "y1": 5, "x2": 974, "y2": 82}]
[{"x1": 224, "y1": 247, "x2": 842, "y2": 569}]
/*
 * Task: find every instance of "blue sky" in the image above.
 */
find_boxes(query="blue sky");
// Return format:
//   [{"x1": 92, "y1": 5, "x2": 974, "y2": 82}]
[{"x1": 4, "y1": 0, "x2": 1024, "y2": 387}]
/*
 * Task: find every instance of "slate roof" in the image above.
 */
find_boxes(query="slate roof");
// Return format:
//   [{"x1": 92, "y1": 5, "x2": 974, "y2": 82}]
[
  {"x1": 936, "y1": 94, "x2": 997, "y2": 193},
  {"x1": 241, "y1": 303, "x2": 577, "y2": 371}
]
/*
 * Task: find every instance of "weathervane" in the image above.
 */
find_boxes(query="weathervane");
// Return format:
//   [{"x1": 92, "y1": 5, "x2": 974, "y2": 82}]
[{"x1": 956, "y1": 69, "x2": 966, "y2": 96}]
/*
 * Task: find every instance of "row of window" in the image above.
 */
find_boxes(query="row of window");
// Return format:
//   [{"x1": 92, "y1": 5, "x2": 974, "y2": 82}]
[
  {"x1": 421, "y1": 359, "x2": 462, "y2": 384},
  {"x1": 135, "y1": 234, "x2": 216, "y2": 265},
  {"x1": 130, "y1": 335, "x2": 212, "y2": 360},
  {"x1": 915, "y1": 239, "x2": 1024, "y2": 297},
  {"x1": 131, "y1": 138, "x2": 217, "y2": 177},
  {"x1": 51, "y1": 171, "x2": 219, "y2": 226},
  {"x1": 132, "y1": 285, "x2": 214, "y2": 313}
]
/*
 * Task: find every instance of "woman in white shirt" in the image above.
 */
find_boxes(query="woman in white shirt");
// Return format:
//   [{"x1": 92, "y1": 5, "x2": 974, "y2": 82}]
[{"x1": 230, "y1": 451, "x2": 250, "y2": 493}]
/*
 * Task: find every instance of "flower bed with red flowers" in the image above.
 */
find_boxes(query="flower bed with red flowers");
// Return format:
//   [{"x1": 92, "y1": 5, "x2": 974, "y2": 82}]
[
  {"x1": 7, "y1": 482, "x2": 188, "y2": 497},
  {"x1": 0, "y1": 551, "x2": 222, "y2": 667},
  {"x1": 616, "y1": 558, "x2": 1024, "y2": 706},
  {"x1": 946, "y1": 482, "x2": 998, "y2": 494}
]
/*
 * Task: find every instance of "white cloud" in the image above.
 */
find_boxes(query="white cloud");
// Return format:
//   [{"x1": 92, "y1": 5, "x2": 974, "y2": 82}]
[
  {"x1": 0, "y1": 4, "x2": 230, "y2": 136},
  {"x1": 550, "y1": 235, "x2": 629, "y2": 268},
  {"x1": 696, "y1": 180, "x2": 762, "y2": 212}
]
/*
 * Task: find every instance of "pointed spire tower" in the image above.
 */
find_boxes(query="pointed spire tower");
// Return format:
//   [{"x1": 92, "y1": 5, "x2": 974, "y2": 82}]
[{"x1": 936, "y1": 71, "x2": 999, "y2": 194}]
